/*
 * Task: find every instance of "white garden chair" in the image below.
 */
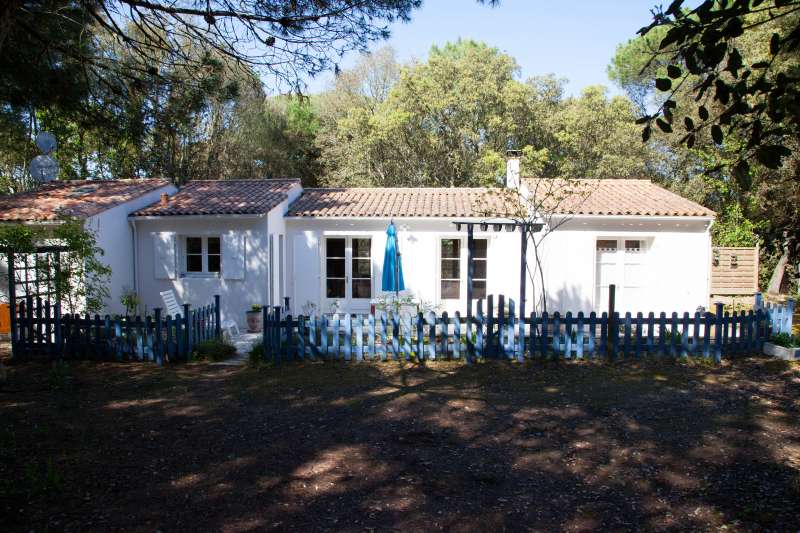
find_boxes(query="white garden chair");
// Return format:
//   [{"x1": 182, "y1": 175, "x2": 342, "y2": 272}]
[{"x1": 159, "y1": 290, "x2": 239, "y2": 339}]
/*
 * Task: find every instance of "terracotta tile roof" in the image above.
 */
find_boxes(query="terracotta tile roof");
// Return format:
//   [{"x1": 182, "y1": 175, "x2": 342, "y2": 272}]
[
  {"x1": 522, "y1": 178, "x2": 715, "y2": 217},
  {"x1": 0, "y1": 179, "x2": 171, "y2": 222},
  {"x1": 133, "y1": 179, "x2": 300, "y2": 216},
  {"x1": 287, "y1": 187, "x2": 514, "y2": 218}
]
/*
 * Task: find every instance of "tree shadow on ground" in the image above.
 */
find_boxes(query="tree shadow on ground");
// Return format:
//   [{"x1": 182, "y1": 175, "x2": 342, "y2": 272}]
[{"x1": 1, "y1": 355, "x2": 799, "y2": 532}]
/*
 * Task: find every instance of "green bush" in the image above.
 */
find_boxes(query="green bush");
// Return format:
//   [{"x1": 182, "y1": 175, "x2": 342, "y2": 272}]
[
  {"x1": 770, "y1": 333, "x2": 799, "y2": 348},
  {"x1": 192, "y1": 338, "x2": 237, "y2": 361},
  {"x1": 248, "y1": 342, "x2": 265, "y2": 367}
]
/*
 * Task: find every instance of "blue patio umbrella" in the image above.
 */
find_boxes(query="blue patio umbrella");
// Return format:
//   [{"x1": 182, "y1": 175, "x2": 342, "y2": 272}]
[{"x1": 382, "y1": 222, "x2": 405, "y2": 295}]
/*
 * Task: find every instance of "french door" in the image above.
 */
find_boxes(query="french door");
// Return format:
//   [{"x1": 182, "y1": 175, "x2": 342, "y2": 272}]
[
  {"x1": 595, "y1": 238, "x2": 647, "y2": 313},
  {"x1": 324, "y1": 237, "x2": 372, "y2": 311}
]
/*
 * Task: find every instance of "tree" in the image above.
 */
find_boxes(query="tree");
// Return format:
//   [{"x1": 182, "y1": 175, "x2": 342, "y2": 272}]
[
  {"x1": 637, "y1": 0, "x2": 800, "y2": 174},
  {"x1": 0, "y1": 0, "x2": 431, "y2": 92},
  {"x1": 611, "y1": 7, "x2": 799, "y2": 291},
  {"x1": 549, "y1": 86, "x2": 658, "y2": 179}
]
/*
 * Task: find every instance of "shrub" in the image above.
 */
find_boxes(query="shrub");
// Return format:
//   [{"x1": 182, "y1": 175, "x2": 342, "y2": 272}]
[
  {"x1": 192, "y1": 338, "x2": 237, "y2": 361},
  {"x1": 770, "y1": 333, "x2": 799, "y2": 348},
  {"x1": 248, "y1": 342, "x2": 265, "y2": 367}
]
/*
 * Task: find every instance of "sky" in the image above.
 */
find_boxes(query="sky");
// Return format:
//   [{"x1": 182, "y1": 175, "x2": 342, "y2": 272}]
[{"x1": 304, "y1": 0, "x2": 665, "y2": 97}]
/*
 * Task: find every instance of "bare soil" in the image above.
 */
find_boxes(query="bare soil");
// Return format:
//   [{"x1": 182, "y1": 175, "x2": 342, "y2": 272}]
[{"x1": 1, "y1": 346, "x2": 799, "y2": 532}]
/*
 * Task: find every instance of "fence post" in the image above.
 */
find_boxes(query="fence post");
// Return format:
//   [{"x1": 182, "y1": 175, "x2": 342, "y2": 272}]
[
  {"x1": 214, "y1": 294, "x2": 221, "y2": 339},
  {"x1": 274, "y1": 306, "x2": 282, "y2": 364},
  {"x1": 714, "y1": 302, "x2": 723, "y2": 363},
  {"x1": 606, "y1": 284, "x2": 616, "y2": 358},
  {"x1": 54, "y1": 302, "x2": 62, "y2": 359},
  {"x1": 183, "y1": 303, "x2": 191, "y2": 361},
  {"x1": 785, "y1": 298, "x2": 795, "y2": 335},
  {"x1": 154, "y1": 307, "x2": 163, "y2": 366},
  {"x1": 7, "y1": 252, "x2": 18, "y2": 360},
  {"x1": 754, "y1": 292, "x2": 763, "y2": 311}
]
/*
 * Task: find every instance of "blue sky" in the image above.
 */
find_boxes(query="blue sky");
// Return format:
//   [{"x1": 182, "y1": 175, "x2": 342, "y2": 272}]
[{"x1": 304, "y1": 0, "x2": 665, "y2": 96}]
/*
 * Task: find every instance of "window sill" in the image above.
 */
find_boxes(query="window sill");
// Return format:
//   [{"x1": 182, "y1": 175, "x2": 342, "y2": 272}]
[{"x1": 180, "y1": 273, "x2": 221, "y2": 279}]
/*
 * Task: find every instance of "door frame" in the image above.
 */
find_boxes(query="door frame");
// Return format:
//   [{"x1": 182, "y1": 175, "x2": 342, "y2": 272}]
[{"x1": 322, "y1": 235, "x2": 374, "y2": 312}]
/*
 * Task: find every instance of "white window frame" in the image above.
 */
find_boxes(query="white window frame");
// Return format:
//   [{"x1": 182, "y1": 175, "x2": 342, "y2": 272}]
[
  {"x1": 437, "y1": 236, "x2": 490, "y2": 302},
  {"x1": 593, "y1": 237, "x2": 650, "y2": 311},
  {"x1": 322, "y1": 235, "x2": 374, "y2": 308},
  {"x1": 181, "y1": 235, "x2": 221, "y2": 278},
  {"x1": 439, "y1": 237, "x2": 462, "y2": 301}
]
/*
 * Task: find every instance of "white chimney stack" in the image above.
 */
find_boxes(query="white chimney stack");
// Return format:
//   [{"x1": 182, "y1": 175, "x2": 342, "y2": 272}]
[{"x1": 505, "y1": 149, "x2": 522, "y2": 189}]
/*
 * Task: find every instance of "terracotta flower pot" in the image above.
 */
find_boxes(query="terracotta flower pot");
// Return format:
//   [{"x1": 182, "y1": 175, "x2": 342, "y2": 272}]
[{"x1": 246, "y1": 309, "x2": 263, "y2": 333}]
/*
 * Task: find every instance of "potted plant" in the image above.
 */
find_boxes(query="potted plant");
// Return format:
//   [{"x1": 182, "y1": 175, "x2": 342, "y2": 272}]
[
  {"x1": 763, "y1": 333, "x2": 800, "y2": 360},
  {"x1": 246, "y1": 304, "x2": 263, "y2": 333}
]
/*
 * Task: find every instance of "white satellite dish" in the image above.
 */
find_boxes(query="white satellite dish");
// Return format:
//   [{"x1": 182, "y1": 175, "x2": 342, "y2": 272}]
[
  {"x1": 30, "y1": 154, "x2": 59, "y2": 182},
  {"x1": 35, "y1": 131, "x2": 57, "y2": 154}
]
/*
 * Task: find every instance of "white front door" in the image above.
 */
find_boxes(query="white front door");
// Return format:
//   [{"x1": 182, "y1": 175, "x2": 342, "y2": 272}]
[
  {"x1": 324, "y1": 237, "x2": 373, "y2": 312},
  {"x1": 594, "y1": 238, "x2": 648, "y2": 313}
]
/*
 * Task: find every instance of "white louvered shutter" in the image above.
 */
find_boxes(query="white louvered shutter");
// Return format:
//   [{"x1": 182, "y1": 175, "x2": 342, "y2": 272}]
[
  {"x1": 222, "y1": 231, "x2": 245, "y2": 280},
  {"x1": 153, "y1": 232, "x2": 176, "y2": 279}
]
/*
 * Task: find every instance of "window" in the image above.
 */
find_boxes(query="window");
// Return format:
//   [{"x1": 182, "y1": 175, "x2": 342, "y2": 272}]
[
  {"x1": 326, "y1": 238, "x2": 346, "y2": 298},
  {"x1": 324, "y1": 237, "x2": 371, "y2": 301},
  {"x1": 351, "y1": 238, "x2": 372, "y2": 299},
  {"x1": 440, "y1": 239, "x2": 461, "y2": 299},
  {"x1": 472, "y1": 239, "x2": 488, "y2": 299},
  {"x1": 184, "y1": 236, "x2": 221, "y2": 275}
]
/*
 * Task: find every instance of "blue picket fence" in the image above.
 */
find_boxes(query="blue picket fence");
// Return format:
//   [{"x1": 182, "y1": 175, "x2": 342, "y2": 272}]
[
  {"x1": 261, "y1": 295, "x2": 795, "y2": 365},
  {"x1": 10, "y1": 295, "x2": 221, "y2": 364}
]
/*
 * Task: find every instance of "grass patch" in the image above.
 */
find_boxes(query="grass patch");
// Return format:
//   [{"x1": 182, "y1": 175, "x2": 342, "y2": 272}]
[{"x1": 191, "y1": 338, "x2": 237, "y2": 362}]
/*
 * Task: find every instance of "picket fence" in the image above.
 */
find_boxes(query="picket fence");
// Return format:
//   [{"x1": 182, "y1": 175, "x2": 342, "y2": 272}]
[
  {"x1": 261, "y1": 295, "x2": 796, "y2": 365},
  {"x1": 10, "y1": 295, "x2": 221, "y2": 364}
]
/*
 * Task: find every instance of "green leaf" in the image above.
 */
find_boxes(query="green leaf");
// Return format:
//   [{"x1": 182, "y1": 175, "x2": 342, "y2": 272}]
[
  {"x1": 642, "y1": 125, "x2": 651, "y2": 142},
  {"x1": 656, "y1": 118, "x2": 673, "y2": 133},
  {"x1": 667, "y1": 65, "x2": 682, "y2": 79},
  {"x1": 732, "y1": 160, "x2": 751, "y2": 190},
  {"x1": 770, "y1": 33, "x2": 780, "y2": 55},
  {"x1": 715, "y1": 80, "x2": 730, "y2": 104},
  {"x1": 755, "y1": 144, "x2": 790, "y2": 169},
  {"x1": 655, "y1": 78, "x2": 672, "y2": 91},
  {"x1": 698, "y1": 105, "x2": 709, "y2": 121},
  {"x1": 711, "y1": 124, "x2": 723, "y2": 144},
  {"x1": 686, "y1": 133, "x2": 695, "y2": 149},
  {"x1": 684, "y1": 116, "x2": 694, "y2": 130}
]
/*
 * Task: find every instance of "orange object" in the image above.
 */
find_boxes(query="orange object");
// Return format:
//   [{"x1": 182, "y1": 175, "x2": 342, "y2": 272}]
[{"x1": 0, "y1": 303, "x2": 10, "y2": 335}]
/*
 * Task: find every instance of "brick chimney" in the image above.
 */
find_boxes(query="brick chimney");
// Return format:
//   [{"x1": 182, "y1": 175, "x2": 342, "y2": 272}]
[{"x1": 505, "y1": 149, "x2": 522, "y2": 189}]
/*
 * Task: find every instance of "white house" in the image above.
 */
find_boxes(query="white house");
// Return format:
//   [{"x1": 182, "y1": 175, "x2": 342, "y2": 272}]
[
  {"x1": 1, "y1": 158, "x2": 715, "y2": 327},
  {"x1": 285, "y1": 165, "x2": 714, "y2": 318}
]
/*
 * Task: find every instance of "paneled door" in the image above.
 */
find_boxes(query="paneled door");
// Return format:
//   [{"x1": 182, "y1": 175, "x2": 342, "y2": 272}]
[{"x1": 324, "y1": 237, "x2": 373, "y2": 312}]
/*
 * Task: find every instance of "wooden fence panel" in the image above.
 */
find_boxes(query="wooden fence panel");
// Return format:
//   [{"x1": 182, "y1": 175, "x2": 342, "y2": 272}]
[{"x1": 10, "y1": 297, "x2": 220, "y2": 363}]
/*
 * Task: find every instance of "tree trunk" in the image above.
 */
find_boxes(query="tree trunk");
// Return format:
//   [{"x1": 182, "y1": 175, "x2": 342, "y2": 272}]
[{"x1": 767, "y1": 249, "x2": 789, "y2": 295}]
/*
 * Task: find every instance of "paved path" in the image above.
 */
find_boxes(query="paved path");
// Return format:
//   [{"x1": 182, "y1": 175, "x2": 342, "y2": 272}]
[{"x1": 214, "y1": 332, "x2": 260, "y2": 366}]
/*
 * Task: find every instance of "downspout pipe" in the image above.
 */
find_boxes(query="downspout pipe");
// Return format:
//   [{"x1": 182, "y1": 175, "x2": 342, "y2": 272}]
[{"x1": 128, "y1": 217, "x2": 138, "y2": 300}]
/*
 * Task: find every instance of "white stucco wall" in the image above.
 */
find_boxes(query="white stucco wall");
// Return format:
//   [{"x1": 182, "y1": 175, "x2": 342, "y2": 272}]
[
  {"x1": 131, "y1": 181, "x2": 301, "y2": 327},
  {"x1": 536, "y1": 216, "x2": 713, "y2": 315},
  {"x1": 85, "y1": 184, "x2": 176, "y2": 315},
  {"x1": 132, "y1": 216, "x2": 270, "y2": 327},
  {"x1": 286, "y1": 217, "x2": 526, "y2": 316},
  {"x1": 286, "y1": 215, "x2": 713, "y2": 317}
]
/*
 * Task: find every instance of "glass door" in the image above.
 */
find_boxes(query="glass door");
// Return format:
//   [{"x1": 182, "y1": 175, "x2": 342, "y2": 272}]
[
  {"x1": 324, "y1": 237, "x2": 372, "y2": 312},
  {"x1": 350, "y1": 238, "x2": 373, "y2": 309}
]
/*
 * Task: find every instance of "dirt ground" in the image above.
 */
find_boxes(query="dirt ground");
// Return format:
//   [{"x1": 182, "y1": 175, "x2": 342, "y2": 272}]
[{"x1": 1, "y1": 346, "x2": 799, "y2": 532}]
